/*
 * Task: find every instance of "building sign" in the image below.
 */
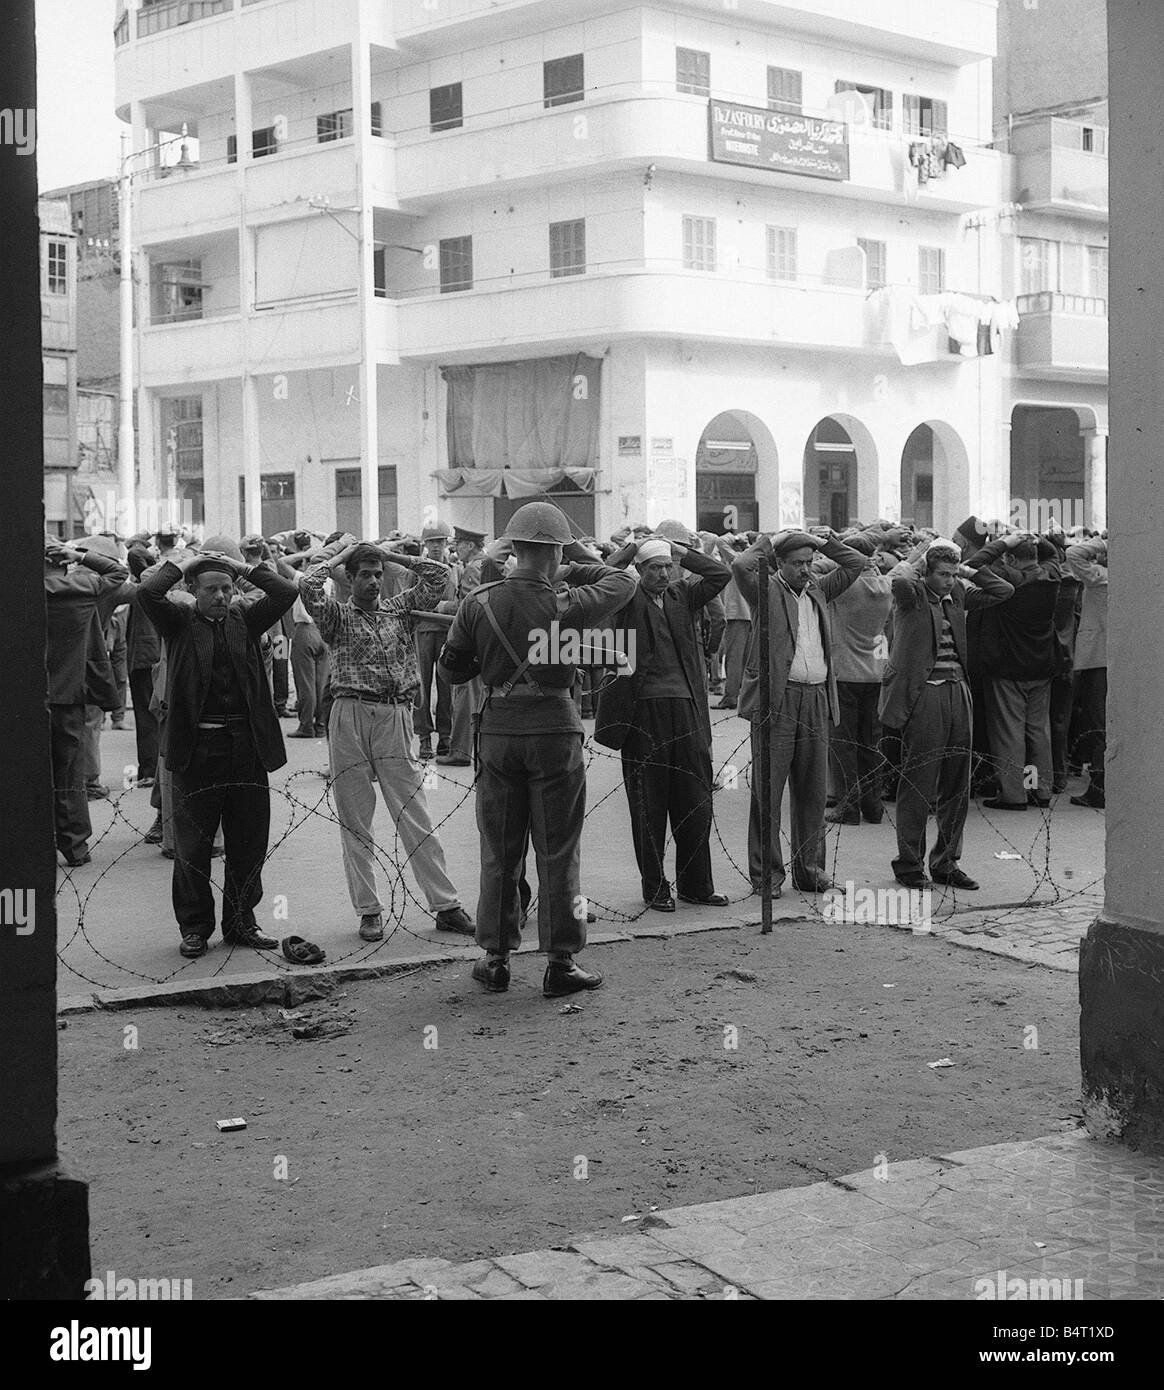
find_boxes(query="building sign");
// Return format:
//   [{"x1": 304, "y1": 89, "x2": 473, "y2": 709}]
[
  {"x1": 646, "y1": 457, "x2": 689, "y2": 526},
  {"x1": 651, "y1": 437, "x2": 674, "y2": 454},
  {"x1": 709, "y1": 102, "x2": 849, "y2": 182},
  {"x1": 618, "y1": 435, "x2": 642, "y2": 455}
]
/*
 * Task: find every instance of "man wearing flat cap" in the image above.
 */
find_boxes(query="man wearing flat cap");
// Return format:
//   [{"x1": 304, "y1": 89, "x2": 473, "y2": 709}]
[
  {"x1": 138, "y1": 536, "x2": 299, "y2": 958},
  {"x1": 732, "y1": 527, "x2": 868, "y2": 897}
]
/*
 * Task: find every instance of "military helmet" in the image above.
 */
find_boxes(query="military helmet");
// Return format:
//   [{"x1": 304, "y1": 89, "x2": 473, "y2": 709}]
[
  {"x1": 502, "y1": 501, "x2": 573, "y2": 545},
  {"x1": 420, "y1": 519, "x2": 453, "y2": 541}
]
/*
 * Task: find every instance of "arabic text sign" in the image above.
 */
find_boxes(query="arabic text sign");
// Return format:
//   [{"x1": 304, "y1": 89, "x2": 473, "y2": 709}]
[{"x1": 709, "y1": 102, "x2": 849, "y2": 182}]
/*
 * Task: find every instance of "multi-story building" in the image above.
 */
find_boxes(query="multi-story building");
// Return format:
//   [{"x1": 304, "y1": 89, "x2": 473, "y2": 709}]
[
  {"x1": 40, "y1": 198, "x2": 80, "y2": 537},
  {"x1": 113, "y1": 0, "x2": 1011, "y2": 540},
  {"x1": 995, "y1": 0, "x2": 1108, "y2": 529}
]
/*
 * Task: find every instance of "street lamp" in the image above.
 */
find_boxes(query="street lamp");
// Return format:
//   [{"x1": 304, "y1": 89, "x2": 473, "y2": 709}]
[{"x1": 118, "y1": 125, "x2": 192, "y2": 537}]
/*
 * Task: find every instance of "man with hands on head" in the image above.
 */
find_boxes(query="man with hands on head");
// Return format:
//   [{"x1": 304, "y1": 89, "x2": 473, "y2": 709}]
[
  {"x1": 137, "y1": 538, "x2": 299, "y2": 957},
  {"x1": 297, "y1": 534, "x2": 475, "y2": 943},
  {"x1": 596, "y1": 522, "x2": 732, "y2": 912},
  {"x1": 879, "y1": 533, "x2": 1015, "y2": 892},
  {"x1": 732, "y1": 525, "x2": 868, "y2": 897}
]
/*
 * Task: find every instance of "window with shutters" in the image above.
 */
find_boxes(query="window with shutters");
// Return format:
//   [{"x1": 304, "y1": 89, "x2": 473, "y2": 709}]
[
  {"x1": 676, "y1": 48, "x2": 710, "y2": 97},
  {"x1": 835, "y1": 81, "x2": 893, "y2": 131},
  {"x1": 1019, "y1": 237, "x2": 1057, "y2": 295},
  {"x1": 766, "y1": 226, "x2": 798, "y2": 281},
  {"x1": 439, "y1": 236, "x2": 473, "y2": 293},
  {"x1": 918, "y1": 246, "x2": 945, "y2": 294},
  {"x1": 903, "y1": 94, "x2": 948, "y2": 137},
  {"x1": 544, "y1": 54, "x2": 584, "y2": 108},
  {"x1": 549, "y1": 219, "x2": 586, "y2": 278},
  {"x1": 767, "y1": 66, "x2": 802, "y2": 113},
  {"x1": 682, "y1": 216, "x2": 716, "y2": 272},
  {"x1": 857, "y1": 237, "x2": 886, "y2": 290},
  {"x1": 430, "y1": 83, "x2": 463, "y2": 132}
]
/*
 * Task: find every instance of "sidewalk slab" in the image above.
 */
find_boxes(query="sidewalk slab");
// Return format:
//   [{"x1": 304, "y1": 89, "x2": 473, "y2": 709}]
[{"x1": 250, "y1": 1130, "x2": 1164, "y2": 1300}]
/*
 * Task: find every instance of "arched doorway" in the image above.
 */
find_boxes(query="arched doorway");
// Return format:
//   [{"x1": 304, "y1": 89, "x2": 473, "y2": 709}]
[
  {"x1": 802, "y1": 416, "x2": 876, "y2": 529},
  {"x1": 899, "y1": 421, "x2": 970, "y2": 534},
  {"x1": 695, "y1": 410, "x2": 772, "y2": 533},
  {"x1": 1009, "y1": 405, "x2": 1087, "y2": 530}
]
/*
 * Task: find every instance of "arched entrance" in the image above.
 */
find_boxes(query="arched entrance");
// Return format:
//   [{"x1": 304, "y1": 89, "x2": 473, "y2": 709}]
[
  {"x1": 899, "y1": 421, "x2": 970, "y2": 534},
  {"x1": 1009, "y1": 405, "x2": 1088, "y2": 530},
  {"x1": 802, "y1": 415, "x2": 876, "y2": 529},
  {"x1": 901, "y1": 424, "x2": 936, "y2": 528},
  {"x1": 695, "y1": 410, "x2": 772, "y2": 533}
]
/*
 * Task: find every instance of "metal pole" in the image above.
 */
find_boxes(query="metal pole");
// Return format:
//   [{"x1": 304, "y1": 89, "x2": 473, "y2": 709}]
[
  {"x1": 758, "y1": 543, "x2": 773, "y2": 933},
  {"x1": 118, "y1": 129, "x2": 136, "y2": 536}
]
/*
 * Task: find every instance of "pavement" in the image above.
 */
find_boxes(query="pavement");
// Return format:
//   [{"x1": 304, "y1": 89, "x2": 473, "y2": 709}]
[
  {"x1": 58, "y1": 708, "x2": 1104, "y2": 1004},
  {"x1": 250, "y1": 1130, "x2": 1164, "y2": 1300}
]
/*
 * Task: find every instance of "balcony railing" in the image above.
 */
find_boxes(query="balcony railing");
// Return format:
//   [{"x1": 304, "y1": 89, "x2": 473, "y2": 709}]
[
  {"x1": 1017, "y1": 292, "x2": 1107, "y2": 317},
  {"x1": 137, "y1": 0, "x2": 233, "y2": 38},
  {"x1": 114, "y1": 10, "x2": 129, "y2": 46}
]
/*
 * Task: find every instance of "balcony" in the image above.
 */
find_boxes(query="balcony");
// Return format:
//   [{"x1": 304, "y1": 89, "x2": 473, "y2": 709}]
[
  {"x1": 1014, "y1": 291, "x2": 1108, "y2": 381},
  {"x1": 390, "y1": 262, "x2": 878, "y2": 362},
  {"x1": 140, "y1": 294, "x2": 364, "y2": 386},
  {"x1": 394, "y1": 0, "x2": 996, "y2": 64},
  {"x1": 394, "y1": 92, "x2": 1002, "y2": 214},
  {"x1": 1011, "y1": 119, "x2": 1108, "y2": 218},
  {"x1": 137, "y1": 0, "x2": 233, "y2": 38}
]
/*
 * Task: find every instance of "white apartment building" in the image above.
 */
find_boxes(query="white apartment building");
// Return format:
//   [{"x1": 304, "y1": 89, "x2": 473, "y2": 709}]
[{"x1": 114, "y1": 0, "x2": 1014, "y2": 541}]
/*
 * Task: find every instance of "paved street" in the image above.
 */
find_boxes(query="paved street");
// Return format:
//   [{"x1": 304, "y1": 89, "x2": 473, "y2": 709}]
[{"x1": 58, "y1": 707, "x2": 1104, "y2": 1003}]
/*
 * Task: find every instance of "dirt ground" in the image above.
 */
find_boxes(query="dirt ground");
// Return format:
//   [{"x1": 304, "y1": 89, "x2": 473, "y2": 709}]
[{"x1": 59, "y1": 920, "x2": 1081, "y2": 1299}]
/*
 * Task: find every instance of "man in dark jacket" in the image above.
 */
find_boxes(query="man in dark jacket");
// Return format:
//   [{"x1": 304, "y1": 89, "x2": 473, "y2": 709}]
[
  {"x1": 138, "y1": 537, "x2": 298, "y2": 957},
  {"x1": 44, "y1": 538, "x2": 128, "y2": 865},
  {"x1": 124, "y1": 545, "x2": 163, "y2": 788},
  {"x1": 595, "y1": 527, "x2": 732, "y2": 911},
  {"x1": 732, "y1": 528, "x2": 866, "y2": 896},
  {"x1": 880, "y1": 537, "x2": 1014, "y2": 890},
  {"x1": 965, "y1": 532, "x2": 1063, "y2": 809}
]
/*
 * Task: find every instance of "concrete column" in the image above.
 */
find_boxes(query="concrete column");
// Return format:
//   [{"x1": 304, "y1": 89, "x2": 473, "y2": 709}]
[
  {"x1": 352, "y1": 36, "x2": 379, "y2": 539},
  {"x1": 0, "y1": 0, "x2": 90, "y2": 1297},
  {"x1": 241, "y1": 374, "x2": 262, "y2": 535},
  {"x1": 1082, "y1": 428, "x2": 1107, "y2": 531},
  {"x1": 235, "y1": 71, "x2": 260, "y2": 533},
  {"x1": 1078, "y1": 1, "x2": 1164, "y2": 1147}
]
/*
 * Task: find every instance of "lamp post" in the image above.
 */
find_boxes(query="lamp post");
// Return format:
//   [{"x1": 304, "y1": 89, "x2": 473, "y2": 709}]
[{"x1": 118, "y1": 124, "x2": 192, "y2": 537}]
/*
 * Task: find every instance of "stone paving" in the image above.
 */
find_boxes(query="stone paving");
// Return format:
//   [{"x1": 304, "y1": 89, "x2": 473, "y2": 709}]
[
  {"x1": 926, "y1": 894, "x2": 1102, "y2": 974},
  {"x1": 250, "y1": 1131, "x2": 1164, "y2": 1300}
]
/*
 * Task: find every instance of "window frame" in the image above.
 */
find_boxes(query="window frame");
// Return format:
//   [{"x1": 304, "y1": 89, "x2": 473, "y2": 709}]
[
  {"x1": 767, "y1": 66, "x2": 803, "y2": 113},
  {"x1": 430, "y1": 83, "x2": 464, "y2": 133},
  {"x1": 549, "y1": 218, "x2": 586, "y2": 279},
  {"x1": 676, "y1": 47, "x2": 711, "y2": 98},
  {"x1": 765, "y1": 225, "x2": 798, "y2": 282},
  {"x1": 544, "y1": 54, "x2": 585, "y2": 109},
  {"x1": 46, "y1": 239, "x2": 68, "y2": 295},
  {"x1": 682, "y1": 215, "x2": 717, "y2": 273},
  {"x1": 857, "y1": 237, "x2": 887, "y2": 290},
  {"x1": 918, "y1": 245, "x2": 946, "y2": 295},
  {"x1": 439, "y1": 235, "x2": 474, "y2": 294},
  {"x1": 903, "y1": 94, "x2": 949, "y2": 138},
  {"x1": 835, "y1": 80, "x2": 894, "y2": 132}
]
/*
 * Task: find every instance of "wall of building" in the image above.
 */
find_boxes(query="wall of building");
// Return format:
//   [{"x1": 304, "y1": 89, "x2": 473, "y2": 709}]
[{"x1": 995, "y1": 0, "x2": 1106, "y2": 126}]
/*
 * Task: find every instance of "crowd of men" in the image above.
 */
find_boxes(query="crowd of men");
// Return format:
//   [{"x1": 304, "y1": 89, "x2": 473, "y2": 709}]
[{"x1": 43, "y1": 502, "x2": 1107, "y2": 996}]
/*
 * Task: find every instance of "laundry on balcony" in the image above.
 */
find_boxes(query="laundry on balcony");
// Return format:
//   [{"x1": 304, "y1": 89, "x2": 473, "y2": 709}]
[
  {"x1": 868, "y1": 287, "x2": 1019, "y2": 364},
  {"x1": 908, "y1": 138, "x2": 966, "y2": 186}
]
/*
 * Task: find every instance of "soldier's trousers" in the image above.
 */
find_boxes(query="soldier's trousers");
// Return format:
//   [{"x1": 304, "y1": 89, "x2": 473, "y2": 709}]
[{"x1": 475, "y1": 731, "x2": 586, "y2": 956}]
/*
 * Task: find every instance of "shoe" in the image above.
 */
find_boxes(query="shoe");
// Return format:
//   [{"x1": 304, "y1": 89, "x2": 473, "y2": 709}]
[
  {"x1": 136, "y1": 776, "x2": 156, "y2": 789},
  {"x1": 1027, "y1": 792, "x2": 1051, "y2": 809},
  {"x1": 646, "y1": 895, "x2": 676, "y2": 912},
  {"x1": 677, "y1": 892, "x2": 730, "y2": 907},
  {"x1": 862, "y1": 811, "x2": 884, "y2": 824},
  {"x1": 714, "y1": 698, "x2": 737, "y2": 709},
  {"x1": 179, "y1": 934, "x2": 208, "y2": 959},
  {"x1": 359, "y1": 913, "x2": 384, "y2": 942},
  {"x1": 61, "y1": 849, "x2": 92, "y2": 868},
  {"x1": 224, "y1": 925, "x2": 278, "y2": 949},
  {"x1": 825, "y1": 796, "x2": 837, "y2": 808},
  {"x1": 161, "y1": 848, "x2": 175, "y2": 860},
  {"x1": 435, "y1": 906, "x2": 475, "y2": 936},
  {"x1": 709, "y1": 681, "x2": 725, "y2": 695},
  {"x1": 543, "y1": 957, "x2": 603, "y2": 997},
  {"x1": 275, "y1": 704, "x2": 290, "y2": 718},
  {"x1": 825, "y1": 809, "x2": 860, "y2": 826},
  {"x1": 983, "y1": 798, "x2": 1027, "y2": 811},
  {"x1": 435, "y1": 754, "x2": 471, "y2": 766},
  {"x1": 472, "y1": 955, "x2": 510, "y2": 992},
  {"x1": 143, "y1": 816, "x2": 163, "y2": 845},
  {"x1": 894, "y1": 871, "x2": 931, "y2": 889},
  {"x1": 750, "y1": 882, "x2": 784, "y2": 899},
  {"x1": 435, "y1": 740, "x2": 450, "y2": 757},
  {"x1": 314, "y1": 725, "x2": 327, "y2": 738},
  {"x1": 1070, "y1": 790, "x2": 1106, "y2": 809},
  {"x1": 793, "y1": 875, "x2": 834, "y2": 893},
  {"x1": 86, "y1": 784, "x2": 110, "y2": 800},
  {"x1": 931, "y1": 869, "x2": 979, "y2": 891},
  {"x1": 288, "y1": 729, "x2": 317, "y2": 739},
  {"x1": 417, "y1": 738, "x2": 433, "y2": 761}
]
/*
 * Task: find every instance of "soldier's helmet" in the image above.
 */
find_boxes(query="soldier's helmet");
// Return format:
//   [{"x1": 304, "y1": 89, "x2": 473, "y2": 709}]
[
  {"x1": 502, "y1": 501, "x2": 573, "y2": 545},
  {"x1": 420, "y1": 519, "x2": 453, "y2": 541}
]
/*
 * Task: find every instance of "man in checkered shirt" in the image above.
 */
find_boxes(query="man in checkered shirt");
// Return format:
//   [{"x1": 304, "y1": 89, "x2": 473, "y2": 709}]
[{"x1": 299, "y1": 536, "x2": 475, "y2": 942}]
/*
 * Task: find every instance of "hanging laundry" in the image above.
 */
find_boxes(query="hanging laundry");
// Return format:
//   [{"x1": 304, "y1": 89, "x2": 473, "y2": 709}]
[{"x1": 943, "y1": 141, "x2": 966, "y2": 169}]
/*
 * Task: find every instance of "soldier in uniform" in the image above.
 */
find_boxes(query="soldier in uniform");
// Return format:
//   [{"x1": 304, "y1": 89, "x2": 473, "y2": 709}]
[{"x1": 440, "y1": 501, "x2": 636, "y2": 996}]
